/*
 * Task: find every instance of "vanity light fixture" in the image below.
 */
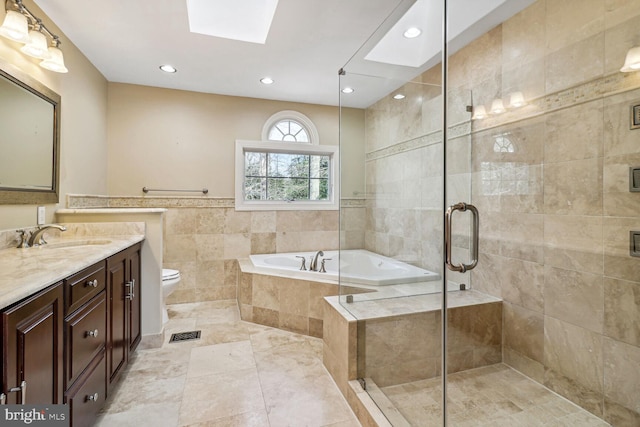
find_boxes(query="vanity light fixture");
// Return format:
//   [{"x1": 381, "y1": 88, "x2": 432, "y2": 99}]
[
  {"x1": 508, "y1": 91, "x2": 525, "y2": 108},
  {"x1": 393, "y1": 93, "x2": 405, "y2": 100},
  {"x1": 472, "y1": 105, "x2": 487, "y2": 120},
  {"x1": 159, "y1": 64, "x2": 177, "y2": 73},
  {"x1": 490, "y1": 99, "x2": 506, "y2": 115},
  {"x1": 39, "y1": 38, "x2": 67, "y2": 73},
  {"x1": 341, "y1": 87, "x2": 354, "y2": 94},
  {"x1": 621, "y1": 46, "x2": 640, "y2": 72},
  {"x1": 0, "y1": 0, "x2": 68, "y2": 73},
  {"x1": 260, "y1": 77, "x2": 274, "y2": 85},
  {"x1": 20, "y1": 22, "x2": 50, "y2": 59},
  {"x1": 403, "y1": 27, "x2": 422, "y2": 39},
  {"x1": 0, "y1": 8, "x2": 29, "y2": 42}
]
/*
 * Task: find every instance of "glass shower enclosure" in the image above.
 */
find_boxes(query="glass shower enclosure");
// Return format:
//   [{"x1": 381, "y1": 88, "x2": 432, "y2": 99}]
[{"x1": 338, "y1": 0, "x2": 640, "y2": 425}]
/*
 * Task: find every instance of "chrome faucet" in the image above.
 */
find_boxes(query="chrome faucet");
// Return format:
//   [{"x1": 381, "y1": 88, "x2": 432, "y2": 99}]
[
  {"x1": 309, "y1": 250, "x2": 324, "y2": 272},
  {"x1": 28, "y1": 224, "x2": 67, "y2": 246}
]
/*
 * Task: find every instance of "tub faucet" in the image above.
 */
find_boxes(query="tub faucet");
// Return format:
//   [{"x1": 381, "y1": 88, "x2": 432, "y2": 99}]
[
  {"x1": 28, "y1": 224, "x2": 67, "y2": 246},
  {"x1": 310, "y1": 250, "x2": 324, "y2": 272}
]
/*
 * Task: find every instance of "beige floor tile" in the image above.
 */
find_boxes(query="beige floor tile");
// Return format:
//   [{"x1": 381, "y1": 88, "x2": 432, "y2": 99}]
[
  {"x1": 181, "y1": 409, "x2": 270, "y2": 426},
  {"x1": 96, "y1": 402, "x2": 181, "y2": 427},
  {"x1": 179, "y1": 368, "x2": 265, "y2": 425},
  {"x1": 186, "y1": 340, "x2": 256, "y2": 378}
]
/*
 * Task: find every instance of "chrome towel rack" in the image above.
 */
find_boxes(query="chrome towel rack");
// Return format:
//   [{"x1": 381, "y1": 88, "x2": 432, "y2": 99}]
[{"x1": 142, "y1": 187, "x2": 209, "y2": 194}]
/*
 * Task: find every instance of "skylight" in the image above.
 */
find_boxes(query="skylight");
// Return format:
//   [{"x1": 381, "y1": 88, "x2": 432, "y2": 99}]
[{"x1": 186, "y1": 0, "x2": 279, "y2": 44}]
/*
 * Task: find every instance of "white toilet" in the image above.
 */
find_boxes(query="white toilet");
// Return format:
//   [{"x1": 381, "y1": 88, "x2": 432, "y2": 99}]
[{"x1": 162, "y1": 268, "x2": 181, "y2": 324}]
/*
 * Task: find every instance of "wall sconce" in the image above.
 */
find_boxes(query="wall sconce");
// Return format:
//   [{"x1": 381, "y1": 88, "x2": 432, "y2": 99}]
[
  {"x1": 0, "y1": 0, "x2": 68, "y2": 73},
  {"x1": 509, "y1": 91, "x2": 525, "y2": 108},
  {"x1": 472, "y1": 105, "x2": 487, "y2": 120},
  {"x1": 490, "y1": 99, "x2": 506, "y2": 115},
  {"x1": 621, "y1": 46, "x2": 640, "y2": 72}
]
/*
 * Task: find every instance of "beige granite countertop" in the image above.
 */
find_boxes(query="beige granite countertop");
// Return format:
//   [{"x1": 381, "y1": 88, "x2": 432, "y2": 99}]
[{"x1": 0, "y1": 222, "x2": 145, "y2": 309}]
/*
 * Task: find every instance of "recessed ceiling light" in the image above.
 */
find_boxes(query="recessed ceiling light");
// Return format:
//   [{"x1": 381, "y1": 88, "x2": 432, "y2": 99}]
[
  {"x1": 159, "y1": 64, "x2": 177, "y2": 73},
  {"x1": 403, "y1": 27, "x2": 422, "y2": 38},
  {"x1": 393, "y1": 94, "x2": 405, "y2": 100},
  {"x1": 341, "y1": 87, "x2": 354, "y2": 94},
  {"x1": 260, "y1": 77, "x2": 274, "y2": 85}
]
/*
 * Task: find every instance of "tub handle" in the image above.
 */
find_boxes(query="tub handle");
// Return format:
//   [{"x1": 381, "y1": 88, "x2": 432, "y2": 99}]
[
  {"x1": 445, "y1": 202, "x2": 479, "y2": 273},
  {"x1": 295, "y1": 256, "x2": 307, "y2": 271},
  {"x1": 319, "y1": 258, "x2": 332, "y2": 273}
]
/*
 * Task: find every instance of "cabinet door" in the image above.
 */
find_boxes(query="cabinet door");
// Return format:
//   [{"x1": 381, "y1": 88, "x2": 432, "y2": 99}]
[
  {"x1": 106, "y1": 251, "x2": 127, "y2": 389},
  {"x1": 1, "y1": 282, "x2": 63, "y2": 404},
  {"x1": 127, "y1": 245, "x2": 141, "y2": 352}
]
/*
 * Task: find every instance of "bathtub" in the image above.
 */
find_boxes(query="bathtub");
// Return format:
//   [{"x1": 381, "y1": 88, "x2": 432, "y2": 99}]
[{"x1": 249, "y1": 249, "x2": 440, "y2": 286}]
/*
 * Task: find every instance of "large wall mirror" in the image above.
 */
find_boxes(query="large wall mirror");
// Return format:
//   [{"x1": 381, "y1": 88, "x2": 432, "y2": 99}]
[{"x1": 0, "y1": 58, "x2": 60, "y2": 204}]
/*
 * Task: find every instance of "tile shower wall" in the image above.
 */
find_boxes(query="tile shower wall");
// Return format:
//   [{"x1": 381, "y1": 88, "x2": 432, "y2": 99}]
[
  {"x1": 67, "y1": 195, "x2": 365, "y2": 305},
  {"x1": 362, "y1": 0, "x2": 640, "y2": 424}
]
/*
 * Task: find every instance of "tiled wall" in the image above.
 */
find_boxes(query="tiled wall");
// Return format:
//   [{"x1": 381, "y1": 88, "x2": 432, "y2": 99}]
[
  {"x1": 358, "y1": 302, "x2": 502, "y2": 388},
  {"x1": 362, "y1": 0, "x2": 640, "y2": 424},
  {"x1": 67, "y1": 195, "x2": 365, "y2": 304}
]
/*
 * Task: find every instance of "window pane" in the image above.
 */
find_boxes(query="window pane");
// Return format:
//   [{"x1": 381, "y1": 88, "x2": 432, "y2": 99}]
[
  {"x1": 268, "y1": 127, "x2": 284, "y2": 141},
  {"x1": 289, "y1": 121, "x2": 303, "y2": 135},
  {"x1": 245, "y1": 152, "x2": 266, "y2": 176},
  {"x1": 296, "y1": 130, "x2": 309, "y2": 142},
  {"x1": 244, "y1": 177, "x2": 266, "y2": 200},
  {"x1": 309, "y1": 178, "x2": 329, "y2": 200},
  {"x1": 268, "y1": 153, "x2": 309, "y2": 178},
  {"x1": 267, "y1": 177, "x2": 309, "y2": 200},
  {"x1": 276, "y1": 121, "x2": 290, "y2": 135},
  {"x1": 319, "y1": 156, "x2": 329, "y2": 178}
]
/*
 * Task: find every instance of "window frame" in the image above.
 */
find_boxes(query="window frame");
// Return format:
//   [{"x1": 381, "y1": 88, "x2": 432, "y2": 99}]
[{"x1": 235, "y1": 139, "x2": 339, "y2": 211}]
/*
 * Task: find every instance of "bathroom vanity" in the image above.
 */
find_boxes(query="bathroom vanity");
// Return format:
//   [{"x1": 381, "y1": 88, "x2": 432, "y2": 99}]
[{"x1": 0, "y1": 232, "x2": 143, "y2": 427}]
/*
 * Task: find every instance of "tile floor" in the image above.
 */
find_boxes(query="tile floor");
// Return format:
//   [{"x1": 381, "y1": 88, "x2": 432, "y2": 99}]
[
  {"x1": 381, "y1": 364, "x2": 611, "y2": 426},
  {"x1": 96, "y1": 300, "x2": 361, "y2": 427},
  {"x1": 96, "y1": 300, "x2": 611, "y2": 427}
]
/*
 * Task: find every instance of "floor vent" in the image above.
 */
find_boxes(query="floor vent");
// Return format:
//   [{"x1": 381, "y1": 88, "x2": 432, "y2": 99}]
[{"x1": 169, "y1": 330, "x2": 201, "y2": 343}]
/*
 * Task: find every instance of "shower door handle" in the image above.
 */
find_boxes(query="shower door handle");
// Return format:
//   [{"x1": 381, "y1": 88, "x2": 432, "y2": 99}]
[{"x1": 445, "y1": 202, "x2": 479, "y2": 273}]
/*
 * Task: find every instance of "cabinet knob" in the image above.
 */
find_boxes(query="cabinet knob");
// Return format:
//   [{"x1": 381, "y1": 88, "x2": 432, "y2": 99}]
[
  {"x1": 85, "y1": 329, "x2": 99, "y2": 338},
  {"x1": 86, "y1": 392, "x2": 99, "y2": 402},
  {"x1": 85, "y1": 279, "x2": 98, "y2": 288}
]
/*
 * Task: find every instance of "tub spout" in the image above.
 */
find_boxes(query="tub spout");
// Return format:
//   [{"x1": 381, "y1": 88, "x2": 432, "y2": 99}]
[{"x1": 310, "y1": 250, "x2": 324, "y2": 271}]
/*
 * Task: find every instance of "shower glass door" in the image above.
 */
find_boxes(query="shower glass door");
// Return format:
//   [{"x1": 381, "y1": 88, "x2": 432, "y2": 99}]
[{"x1": 338, "y1": 0, "x2": 449, "y2": 424}]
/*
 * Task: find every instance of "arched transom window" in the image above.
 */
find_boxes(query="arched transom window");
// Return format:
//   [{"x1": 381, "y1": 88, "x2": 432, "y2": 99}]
[
  {"x1": 235, "y1": 111, "x2": 337, "y2": 210},
  {"x1": 268, "y1": 119, "x2": 310, "y2": 143}
]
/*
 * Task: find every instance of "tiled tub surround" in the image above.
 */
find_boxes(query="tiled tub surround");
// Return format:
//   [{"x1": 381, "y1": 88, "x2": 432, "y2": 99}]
[
  {"x1": 0, "y1": 222, "x2": 144, "y2": 308},
  {"x1": 66, "y1": 194, "x2": 367, "y2": 305},
  {"x1": 358, "y1": 0, "x2": 640, "y2": 423},
  {"x1": 237, "y1": 258, "x2": 369, "y2": 338}
]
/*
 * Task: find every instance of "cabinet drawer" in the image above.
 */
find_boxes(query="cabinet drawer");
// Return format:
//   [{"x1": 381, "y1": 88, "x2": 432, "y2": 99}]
[
  {"x1": 65, "y1": 261, "x2": 106, "y2": 314},
  {"x1": 65, "y1": 292, "x2": 106, "y2": 387},
  {"x1": 66, "y1": 351, "x2": 106, "y2": 427}
]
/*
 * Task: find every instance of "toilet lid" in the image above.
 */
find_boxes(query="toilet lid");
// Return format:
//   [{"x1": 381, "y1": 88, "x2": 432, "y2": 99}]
[{"x1": 162, "y1": 268, "x2": 180, "y2": 281}]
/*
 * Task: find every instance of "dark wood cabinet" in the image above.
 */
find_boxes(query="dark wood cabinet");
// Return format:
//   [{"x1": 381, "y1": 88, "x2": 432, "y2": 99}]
[
  {"x1": 1, "y1": 241, "x2": 142, "y2": 427},
  {"x1": 106, "y1": 243, "x2": 141, "y2": 391},
  {"x1": 1, "y1": 282, "x2": 64, "y2": 404}
]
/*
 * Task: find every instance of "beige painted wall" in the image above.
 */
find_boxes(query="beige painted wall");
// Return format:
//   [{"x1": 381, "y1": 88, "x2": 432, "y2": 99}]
[
  {"x1": 106, "y1": 83, "x2": 365, "y2": 198},
  {"x1": 0, "y1": 0, "x2": 108, "y2": 230}
]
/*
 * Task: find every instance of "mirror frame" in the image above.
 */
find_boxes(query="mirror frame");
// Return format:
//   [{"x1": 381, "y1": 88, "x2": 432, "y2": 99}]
[{"x1": 0, "y1": 58, "x2": 61, "y2": 204}]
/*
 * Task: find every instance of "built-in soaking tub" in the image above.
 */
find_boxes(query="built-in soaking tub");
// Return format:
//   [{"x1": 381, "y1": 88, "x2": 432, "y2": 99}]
[{"x1": 249, "y1": 249, "x2": 439, "y2": 286}]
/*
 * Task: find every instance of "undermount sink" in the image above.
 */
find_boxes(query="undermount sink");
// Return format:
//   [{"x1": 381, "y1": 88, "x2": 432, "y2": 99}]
[{"x1": 42, "y1": 239, "x2": 112, "y2": 249}]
